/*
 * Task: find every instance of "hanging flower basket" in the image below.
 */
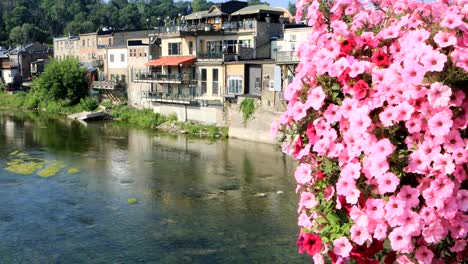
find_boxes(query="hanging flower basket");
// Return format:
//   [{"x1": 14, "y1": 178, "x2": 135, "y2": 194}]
[{"x1": 273, "y1": 0, "x2": 467, "y2": 263}]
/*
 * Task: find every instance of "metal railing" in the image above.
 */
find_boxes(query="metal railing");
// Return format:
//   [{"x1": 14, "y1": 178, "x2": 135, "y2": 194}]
[
  {"x1": 222, "y1": 20, "x2": 257, "y2": 31},
  {"x1": 197, "y1": 52, "x2": 223, "y2": 60},
  {"x1": 133, "y1": 70, "x2": 194, "y2": 83},
  {"x1": 92, "y1": 81, "x2": 117, "y2": 90},
  {"x1": 275, "y1": 51, "x2": 299, "y2": 63}
]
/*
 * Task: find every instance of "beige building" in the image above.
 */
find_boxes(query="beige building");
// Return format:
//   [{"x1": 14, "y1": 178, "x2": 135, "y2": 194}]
[
  {"x1": 53, "y1": 36, "x2": 80, "y2": 60},
  {"x1": 78, "y1": 32, "x2": 98, "y2": 63}
]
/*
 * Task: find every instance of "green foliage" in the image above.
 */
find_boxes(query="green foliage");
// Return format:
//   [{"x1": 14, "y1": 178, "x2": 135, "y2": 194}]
[
  {"x1": 0, "y1": 0, "x2": 203, "y2": 46},
  {"x1": 32, "y1": 58, "x2": 88, "y2": 105},
  {"x1": 288, "y1": 1, "x2": 297, "y2": 16},
  {"x1": 247, "y1": 0, "x2": 269, "y2": 5},
  {"x1": 80, "y1": 97, "x2": 99, "y2": 112},
  {"x1": 112, "y1": 105, "x2": 167, "y2": 128},
  {"x1": 167, "y1": 113, "x2": 178, "y2": 122},
  {"x1": 239, "y1": 98, "x2": 256, "y2": 126},
  {"x1": 181, "y1": 122, "x2": 227, "y2": 138}
]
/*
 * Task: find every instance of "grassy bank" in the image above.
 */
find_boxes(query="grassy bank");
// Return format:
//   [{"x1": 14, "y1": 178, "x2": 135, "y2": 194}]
[
  {"x1": 0, "y1": 92, "x2": 228, "y2": 139},
  {"x1": 0, "y1": 91, "x2": 98, "y2": 114},
  {"x1": 111, "y1": 105, "x2": 228, "y2": 138}
]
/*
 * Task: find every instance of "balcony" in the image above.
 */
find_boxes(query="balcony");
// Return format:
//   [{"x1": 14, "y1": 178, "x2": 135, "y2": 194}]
[
  {"x1": 92, "y1": 81, "x2": 124, "y2": 90},
  {"x1": 222, "y1": 20, "x2": 257, "y2": 32},
  {"x1": 143, "y1": 90, "x2": 200, "y2": 105},
  {"x1": 197, "y1": 52, "x2": 223, "y2": 60},
  {"x1": 197, "y1": 48, "x2": 254, "y2": 62},
  {"x1": 133, "y1": 71, "x2": 195, "y2": 84},
  {"x1": 275, "y1": 51, "x2": 299, "y2": 64}
]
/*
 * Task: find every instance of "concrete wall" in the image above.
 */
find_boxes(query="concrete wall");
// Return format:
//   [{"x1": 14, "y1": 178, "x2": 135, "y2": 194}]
[
  {"x1": 153, "y1": 103, "x2": 225, "y2": 126},
  {"x1": 226, "y1": 97, "x2": 282, "y2": 144},
  {"x1": 128, "y1": 81, "x2": 153, "y2": 109}
]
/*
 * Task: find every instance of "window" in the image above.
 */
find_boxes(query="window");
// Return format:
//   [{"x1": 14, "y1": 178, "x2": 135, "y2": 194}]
[
  {"x1": 189, "y1": 41, "x2": 193, "y2": 55},
  {"x1": 110, "y1": 54, "x2": 114, "y2": 62},
  {"x1": 214, "y1": 17, "x2": 220, "y2": 24},
  {"x1": 139, "y1": 49, "x2": 142, "y2": 57},
  {"x1": 168, "y1": 42, "x2": 181, "y2": 55},
  {"x1": 82, "y1": 40, "x2": 85, "y2": 47},
  {"x1": 223, "y1": 40, "x2": 237, "y2": 54},
  {"x1": 121, "y1": 53, "x2": 125, "y2": 62},
  {"x1": 290, "y1": 34, "x2": 297, "y2": 42},
  {"x1": 207, "y1": 41, "x2": 222, "y2": 54},
  {"x1": 291, "y1": 43, "x2": 296, "y2": 51},
  {"x1": 212, "y1": 69, "x2": 219, "y2": 95},
  {"x1": 228, "y1": 76, "x2": 242, "y2": 94},
  {"x1": 201, "y1": 69, "x2": 207, "y2": 95},
  {"x1": 109, "y1": 39, "x2": 112, "y2": 46},
  {"x1": 87, "y1": 39, "x2": 90, "y2": 47}
]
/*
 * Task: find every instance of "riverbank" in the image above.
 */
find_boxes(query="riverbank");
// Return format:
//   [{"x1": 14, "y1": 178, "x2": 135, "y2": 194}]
[
  {"x1": 110, "y1": 105, "x2": 228, "y2": 138},
  {"x1": 0, "y1": 92, "x2": 228, "y2": 139}
]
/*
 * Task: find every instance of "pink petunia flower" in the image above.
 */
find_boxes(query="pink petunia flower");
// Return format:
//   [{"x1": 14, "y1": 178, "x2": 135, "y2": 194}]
[
  {"x1": 415, "y1": 246, "x2": 434, "y2": 264},
  {"x1": 428, "y1": 110, "x2": 453, "y2": 137},
  {"x1": 427, "y1": 82, "x2": 452, "y2": 108},
  {"x1": 433, "y1": 31, "x2": 457, "y2": 48},
  {"x1": 295, "y1": 163, "x2": 313, "y2": 185},
  {"x1": 373, "y1": 223, "x2": 388, "y2": 240},
  {"x1": 333, "y1": 237, "x2": 352, "y2": 258},
  {"x1": 389, "y1": 227, "x2": 413, "y2": 253},
  {"x1": 336, "y1": 175, "x2": 356, "y2": 196},
  {"x1": 397, "y1": 186, "x2": 420, "y2": 208},
  {"x1": 350, "y1": 224, "x2": 370, "y2": 245},
  {"x1": 377, "y1": 172, "x2": 400, "y2": 194},
  {"x1": 306, "y1": 86, "x2": 326, "y2": 111}
]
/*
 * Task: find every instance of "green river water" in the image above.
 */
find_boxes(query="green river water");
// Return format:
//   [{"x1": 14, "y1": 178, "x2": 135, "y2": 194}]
[{"x1": 0, "y1": 110, "x2": 308, "y2": 263}]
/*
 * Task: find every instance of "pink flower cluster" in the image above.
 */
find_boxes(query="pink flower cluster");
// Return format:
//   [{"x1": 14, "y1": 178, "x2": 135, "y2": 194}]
[{"x1": 273, "y1": 0, "x2": 468, "y2": 263}]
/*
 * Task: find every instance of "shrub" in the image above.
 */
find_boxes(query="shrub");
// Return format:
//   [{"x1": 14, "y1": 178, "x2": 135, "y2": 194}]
[
  {"x1": 273, "y1": 1, "x2": 467, "y2": 263},
  {"x1": 80, "y1": 97, "x2": 99, "y2": 112},
  {"x1": 32, "y1": 58, "x2": 88, "y2": 104}
]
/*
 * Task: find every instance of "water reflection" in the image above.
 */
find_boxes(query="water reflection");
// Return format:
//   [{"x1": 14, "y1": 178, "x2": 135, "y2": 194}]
[{"x1": 0, "y1": 110, "x2": 307, "y2": 263}]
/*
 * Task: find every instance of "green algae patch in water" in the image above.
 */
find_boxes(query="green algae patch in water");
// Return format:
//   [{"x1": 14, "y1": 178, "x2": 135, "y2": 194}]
[
  {"x1": 127, "y1": 198, "x2": 138, "y2": 204},
  {"x1": 5, "y1": 160, "x2": 46, "y2": 175},
  {"x1": 67, "y1": 168, "x2": 79, "y2": 174},
  {"x1": 37, "y1": 161, "x2": 66, "y2": 178}
]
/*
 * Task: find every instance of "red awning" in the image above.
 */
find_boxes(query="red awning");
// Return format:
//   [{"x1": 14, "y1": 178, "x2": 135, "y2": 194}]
[{"x1": 145, "y1": 56, "x2": 196, "y2": 66}]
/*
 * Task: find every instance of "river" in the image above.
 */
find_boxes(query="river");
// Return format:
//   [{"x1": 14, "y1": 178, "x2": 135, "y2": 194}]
[{"x1": 0, "y1": 110, "x2": 308, "y2": 263}]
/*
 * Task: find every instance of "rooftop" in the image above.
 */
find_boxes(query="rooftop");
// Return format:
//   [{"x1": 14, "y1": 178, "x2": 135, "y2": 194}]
[{"x1": 231, "y1": 5, "x2": 285, "y2": 16}]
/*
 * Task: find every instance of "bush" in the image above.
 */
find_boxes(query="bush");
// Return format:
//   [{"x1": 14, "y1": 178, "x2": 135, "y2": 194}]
[
  {"x1": 168, "y1": 113, "x2": 178, "y2": 122},
  {"x1": 32, "y1": 58, "x2": 88, "y2": 104},
  {"x1": 112, "y1": 105, "x2": 166, "y2": 128},
  {"x1": 80, "y1": 97, "x2": 99, "y2": 111}
]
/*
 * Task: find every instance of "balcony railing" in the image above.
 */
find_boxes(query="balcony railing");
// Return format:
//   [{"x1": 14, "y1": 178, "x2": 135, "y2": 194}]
[
  {"x1": 197, "y1": 52, "x2": 223, "y2": 60},
  {"x1": 132, "y1": 70, "x2": 194, "y2": 84},
  {"x1": 151, "y1": 20, "x2": 257, "y2": 35},
  {"x1": 275, "y1": 51, "x2": 299, "y2": 63},
  {"x1": 91, "y1": 81, "x2": 125, "y2": 90},
  {"x1": 222, "y1": 20, "x2": 257, "y2": 31}
]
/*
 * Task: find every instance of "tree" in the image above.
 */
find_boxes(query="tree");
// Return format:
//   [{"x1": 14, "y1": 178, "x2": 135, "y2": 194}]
[
  {"x1": 32, "y1": 58, "x2": 89, "y2": 104},
  {"x1": 192, "y1": 0, "x2": 209, "y2": 12},
  {"x1": 247, "y1": 0, "x2": 267, "y2": 5},
  {"x1": 288, "y1": 1, "x2": 296, "y2": 16}
]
